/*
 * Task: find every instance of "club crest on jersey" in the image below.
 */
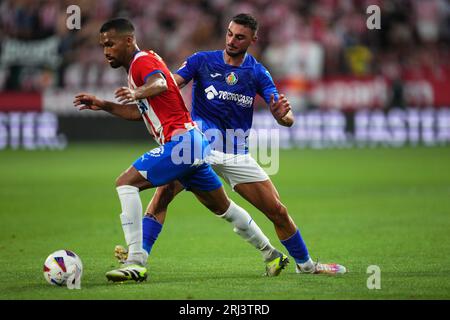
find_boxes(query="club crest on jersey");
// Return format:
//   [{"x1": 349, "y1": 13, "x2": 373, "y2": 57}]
[
  {"x1": 225, "y1": 72, "x2": 238, "y2": 85},
  {"x1": 148, "y1": 146, "x2": 164, "y2": 157}
]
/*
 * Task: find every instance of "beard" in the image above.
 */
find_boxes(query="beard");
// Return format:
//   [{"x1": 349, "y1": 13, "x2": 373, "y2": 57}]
[
  {"x1": 225, "y1": 47, "x2": 246, "y2": 57},
  {"x1": 109, "y1": 60, "x2": 121, "y2": 68}
]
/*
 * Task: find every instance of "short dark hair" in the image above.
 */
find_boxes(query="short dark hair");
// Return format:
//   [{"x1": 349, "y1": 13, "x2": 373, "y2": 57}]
[
  {"x1": 231, "y1": 13, "x2": 258, "y2": 33},
  {"x1": 100, "y1": 18, "x2": 135, "y2": 34}
]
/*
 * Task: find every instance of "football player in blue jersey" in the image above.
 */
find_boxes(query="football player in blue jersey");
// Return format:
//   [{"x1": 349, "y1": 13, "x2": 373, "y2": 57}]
[{"x1": 116, "y1": 13, "x2": 346, "y2": 275}]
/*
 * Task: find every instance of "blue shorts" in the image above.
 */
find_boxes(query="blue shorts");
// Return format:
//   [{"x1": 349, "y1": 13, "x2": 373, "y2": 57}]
[{"x1": 132, "y1": 128, "x2": 222, "y2": 191}]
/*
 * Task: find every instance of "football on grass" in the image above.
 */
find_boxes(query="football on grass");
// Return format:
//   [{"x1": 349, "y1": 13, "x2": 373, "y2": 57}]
[{"x1": 43, "y1": 250, "x2": 83, "y2": 286}]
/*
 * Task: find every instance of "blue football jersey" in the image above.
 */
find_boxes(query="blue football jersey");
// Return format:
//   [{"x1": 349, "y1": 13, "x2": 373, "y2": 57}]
[{"x1": 176, "y1": 50, "x2": 279, "y2": 154}]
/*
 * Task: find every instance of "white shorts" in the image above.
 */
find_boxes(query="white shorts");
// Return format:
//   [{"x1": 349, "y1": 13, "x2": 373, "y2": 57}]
[{"x1": 206, "y1": 150, "x2": 269, "y2": 190}]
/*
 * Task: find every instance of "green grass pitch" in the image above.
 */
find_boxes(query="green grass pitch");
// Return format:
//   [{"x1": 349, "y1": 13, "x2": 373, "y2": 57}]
[{"x1": 0, "y1": 144, "x2": 449, "y2": 299}]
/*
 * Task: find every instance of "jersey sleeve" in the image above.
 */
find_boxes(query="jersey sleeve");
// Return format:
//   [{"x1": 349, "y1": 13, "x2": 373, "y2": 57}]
[
  {"x1": 256, "y1": 64, "x2": 279, "y2": 105},
  {"x1": 131, "y1": 55, "x2": 165, "y2": 86},
  {"x1": 175, "y1": 52, "x2": 202, "y2": 83}
]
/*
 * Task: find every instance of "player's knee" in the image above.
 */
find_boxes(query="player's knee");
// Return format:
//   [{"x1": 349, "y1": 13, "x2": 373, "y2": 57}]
[
  {"x1": 115, "y1": 168, "x2": 147, "y2": 188},
  {"x1": 266, "y1": 201, "x2": 290, "y2": 225},
  {"x1": 115, "y1": 173, "x2": 128, "y2": 187},
  {"x1": 194, "y1": 187, "x2": 231, "y2": 215},
  {"x1": 205, "y1": 198, "x2": 230, "y2": 215},
  {"x1": 207, "y1": 203, "x2": 228, "y2": 215}
]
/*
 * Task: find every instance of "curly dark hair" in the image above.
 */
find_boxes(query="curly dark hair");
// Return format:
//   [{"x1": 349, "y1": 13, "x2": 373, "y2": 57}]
[
  {"x1": 100, "y1": 18, "x2": 135, "y2": 34},
  {"x1": 231, "y1": 13, "x2": 258, "y2": 33}
]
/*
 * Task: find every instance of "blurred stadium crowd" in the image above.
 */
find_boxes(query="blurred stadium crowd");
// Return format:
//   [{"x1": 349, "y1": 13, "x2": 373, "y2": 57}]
[{"x1": 0, "y1": 0, "x2": 449, "y2": 109}]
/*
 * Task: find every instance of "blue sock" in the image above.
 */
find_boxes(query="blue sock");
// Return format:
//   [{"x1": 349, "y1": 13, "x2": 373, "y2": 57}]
[
  {"x1": 280, "y1": 229, "x2": 310, "y2": 264},
  {"x1": 142, "y1": 215, "x2": 163, "y2": 254}
]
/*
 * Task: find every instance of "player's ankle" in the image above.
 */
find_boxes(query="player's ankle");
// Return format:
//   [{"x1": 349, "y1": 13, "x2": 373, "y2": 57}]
[
  {"x1": 262, "y1": 245, "x2": 279, "y2": 262},
  {"x1": 297, "y1": 257, "x2": 314, "y2": 272},
  {"x1": 127, "y1": 250, "x2": 148, "y2": 266}
]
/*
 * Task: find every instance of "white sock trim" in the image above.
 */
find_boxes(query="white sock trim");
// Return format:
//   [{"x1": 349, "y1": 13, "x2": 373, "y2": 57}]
[
  {"x1": 116, "y1": 185, "x2": 139, "y2": 194},
  {"x1": 216, "y1": 200, "x2": 234, "y2": 219}
]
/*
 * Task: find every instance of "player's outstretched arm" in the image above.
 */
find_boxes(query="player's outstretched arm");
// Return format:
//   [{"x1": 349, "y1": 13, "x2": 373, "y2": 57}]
[
  {"x1": 173, "y1": 74, "x2": 188, "y2": 89},
  {"x1": 269, "y1": 94, "x2": 295, "y2": 127},
  {"x1": 73, "y1": 93, "x2": 141, "y2": 121}
]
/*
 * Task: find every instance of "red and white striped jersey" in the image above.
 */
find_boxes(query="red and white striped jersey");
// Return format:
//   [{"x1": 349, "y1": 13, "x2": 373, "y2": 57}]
[{"x1": 128, "y1": 50, "x2": 195, "y2": 145}]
